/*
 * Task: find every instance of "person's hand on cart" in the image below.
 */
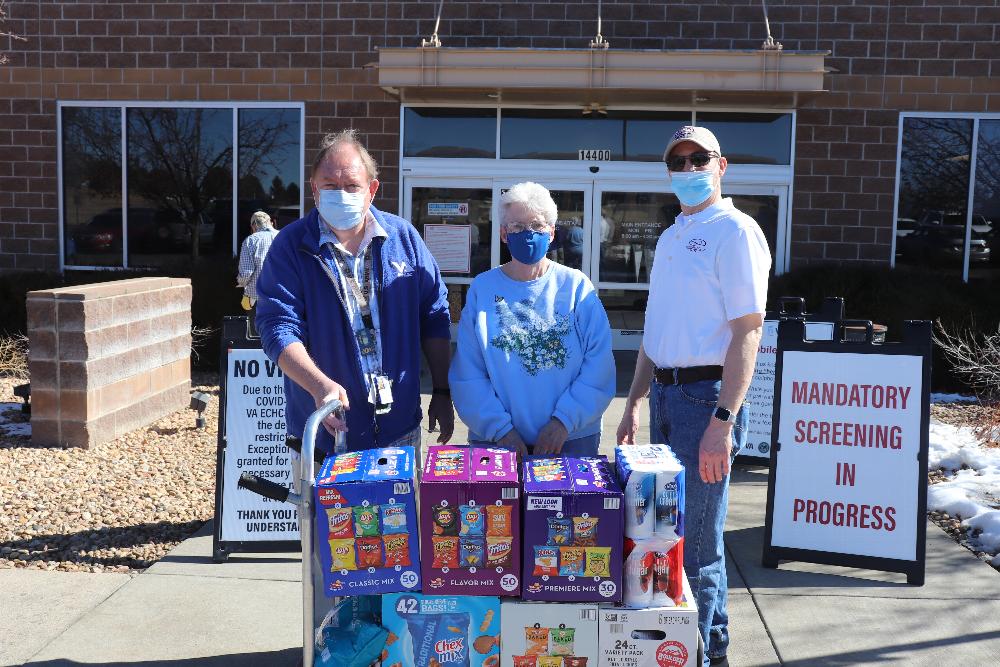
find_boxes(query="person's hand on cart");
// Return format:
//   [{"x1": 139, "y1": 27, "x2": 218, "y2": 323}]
[
  {"x1": 533, "y1": 417, "x2": 569, "y2": 455},
  {"x1": 313, "y1": 380, "x2": 350, "y2": 435},
  {"x1": 498, "y1": 428, "x2": 529, "y2": 458}
]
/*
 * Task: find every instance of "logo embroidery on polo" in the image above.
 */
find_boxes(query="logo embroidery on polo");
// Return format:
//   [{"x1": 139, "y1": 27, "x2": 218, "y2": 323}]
[
  {"x1": 686, "y1": 238, "x2": 707, "y2": 252},
  {"x1": 390, "y1": 260, "x2": 409, "y2": 276}
]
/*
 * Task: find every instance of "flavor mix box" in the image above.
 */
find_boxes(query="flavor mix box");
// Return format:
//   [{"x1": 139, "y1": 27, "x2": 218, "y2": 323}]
[
  {"x1": 314, "y1": 446, "x2": 421, "y2": 597},
  {"x1": 500, "y1": 600, "x2": 600, "y2": 667},
  {"x1": 616, "y1": 445, "x2": 686, "y2": 609},
  {"x1": 420, "y1": 445, "x2": 522, "y2": 596},
  {"x1": 598, "y1": 577, "x2": 698, "y2": 667},
  {"x1": 381, "y1": 593, "x2": 501, "y2": 667},
  {"x1": 522, "y1": 456, "x2": 624, "y2": 602}
]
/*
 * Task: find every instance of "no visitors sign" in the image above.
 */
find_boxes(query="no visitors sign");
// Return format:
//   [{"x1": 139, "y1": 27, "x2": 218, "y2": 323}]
[{"x1": 763, "y1": 319, "x2": 931, "y2": 584}]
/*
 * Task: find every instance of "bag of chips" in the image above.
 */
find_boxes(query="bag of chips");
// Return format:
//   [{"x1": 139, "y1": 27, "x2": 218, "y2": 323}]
[
  {"x1": 432, "y1": 536, "x2": 460, "y2": 569},
  {"x1": 460, "y1": 537, "x2": 485, "y2": 568},
  {"x1": 405, "y1": 612, "x2": 471, "y2": 667},
  {"x1": 485, "y1": 504, "x2": 512, "y2": 537},
  {"x1": 327, "y1": 507, "x2": 353, "y2": 539},
  {"x1": 533, "y1": 545, "x2": 559, "y2": 577},
  {"x1": 513, "y1": 657, "x2": 538, "y2": 667},
  {"x1": 433, "y1": 504, "x2": 460, "y2": 536},
  {"x1": 538, "y1": 655, "x2": 563, "y2": 667},
  {"x1": 524, "y1": 626, "x2": 549, "y2": 655},
  {"x1": 550, "y1": 626, "x2": 575, "y2": 656},
  {"x1": 584, "y1": 546, "x2": 611, "y2": 577},
  {"x1": 558, "y1": 546, "x2": 586, "y2": 577},
  {"x1": 329, "y1": 538, "x2": 357, "y2": 571},
  {"x1": 572, "y1": 516, "x2": 599, "y2": 546},
  {"x1": 563, "y1": 657, "x2": 590, "y2": 667},
  {"x1": 353, "y1": 506, "x2": 380, "y2": 537},
  {"x1": 355, "y1": 537, "x2": 383, "y2": 569},
  {"x1": 485, "y1": 537, "x2": 512, "y2": 568},
  {"x1": 382, "y1": 534, "x2": 411, "y2": 567},
  {"x1": 380, "y1": 503, "x2": 407, "y2": 534},
  {"x1": 547, "y1": 517, "x2": 572, "y2": 546},
  {"x1": 459, "y1": 504, "x2": 485, "y2": 536}
]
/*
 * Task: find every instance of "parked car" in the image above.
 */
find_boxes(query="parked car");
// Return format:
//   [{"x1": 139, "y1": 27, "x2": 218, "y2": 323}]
[
  {"x1": 896, "y1": 224, "x2": 990, "y2": 266},
  {"x1": 73, "y1": 208, "x2": 193, "y2": 254}
]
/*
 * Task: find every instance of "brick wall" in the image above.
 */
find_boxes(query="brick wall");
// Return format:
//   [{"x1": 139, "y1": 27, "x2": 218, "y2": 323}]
[
  {"x1": 2, "y1": 1, "x2": 999, "y2": 270},
  {"x1": 27, "y1": 277, "x2": 191, "y2": 448}
]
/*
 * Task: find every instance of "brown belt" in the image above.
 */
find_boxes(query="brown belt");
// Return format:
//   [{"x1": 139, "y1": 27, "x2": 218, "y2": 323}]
[{"x1": 653, "y1": 365, "x2": 724, "y2": 385}]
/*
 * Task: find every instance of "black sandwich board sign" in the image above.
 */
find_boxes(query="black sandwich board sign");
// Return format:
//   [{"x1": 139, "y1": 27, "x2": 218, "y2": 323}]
[
  {"x1": 213, "y1": 316, "x2": 300, "y2": 562},
  {"x1": 762, "y1": 318, "x2": 931, "y2": 585},
  {"x1": 738, "y1": 297, "x2": 844, "y2": 466}
]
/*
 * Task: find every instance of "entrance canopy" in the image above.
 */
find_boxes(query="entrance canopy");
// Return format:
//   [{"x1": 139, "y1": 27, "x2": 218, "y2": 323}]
[{"x1": 378, "y1": 47, "x2": 828, "y2": 108}]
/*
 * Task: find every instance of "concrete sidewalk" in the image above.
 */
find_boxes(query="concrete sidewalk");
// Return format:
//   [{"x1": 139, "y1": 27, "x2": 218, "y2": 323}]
[{"x1": 5, "y1": 391, "x2": 1000, "y2": 666}]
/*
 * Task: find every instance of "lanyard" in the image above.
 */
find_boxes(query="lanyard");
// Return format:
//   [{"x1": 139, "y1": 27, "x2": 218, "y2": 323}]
[{"x1": 329, "y1": 243, "x2": 375, "y2": 332}]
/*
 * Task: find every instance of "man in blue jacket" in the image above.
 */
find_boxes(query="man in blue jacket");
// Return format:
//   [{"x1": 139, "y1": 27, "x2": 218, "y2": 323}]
[{"x1": 255, "y1": 129, "x2": 454, "y2": 454}]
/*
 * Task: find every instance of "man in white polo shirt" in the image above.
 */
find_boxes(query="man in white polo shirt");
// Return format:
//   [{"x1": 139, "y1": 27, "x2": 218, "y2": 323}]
[{"x1": 618, "y1": 125, "x2": 771, "y2": 667}]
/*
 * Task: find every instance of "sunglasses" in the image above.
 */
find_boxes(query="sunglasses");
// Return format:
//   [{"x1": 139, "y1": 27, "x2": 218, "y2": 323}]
[{"x1": 665, "y1": 151, "x2": 720, "y2": 172}]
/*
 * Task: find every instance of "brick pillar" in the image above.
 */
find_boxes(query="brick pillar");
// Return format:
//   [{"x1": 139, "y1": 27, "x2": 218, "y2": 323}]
[{"x1": 27, "y1": 277, "x2": 192, "y2": 448}]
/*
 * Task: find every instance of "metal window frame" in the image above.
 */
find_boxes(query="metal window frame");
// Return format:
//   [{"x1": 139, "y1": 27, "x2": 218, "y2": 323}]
[
  {"x1": 892, "y1": 111, "x2": 1000, "y2": 282},
  {"x1": 57, "y1": 100, "x2": 306, "y2": 271}
]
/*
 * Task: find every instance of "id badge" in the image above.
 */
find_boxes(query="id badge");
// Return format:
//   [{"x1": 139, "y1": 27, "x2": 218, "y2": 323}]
[
  {"x1": 369, "y1": 374, "x2": 393, "y2": 415},
  {"x1": 356, "y1": 328, "x2": 377, "y2": 357}
]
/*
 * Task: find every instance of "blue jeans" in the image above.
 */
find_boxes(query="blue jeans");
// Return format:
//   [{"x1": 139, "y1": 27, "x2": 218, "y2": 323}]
[
  {"x1": 467, "y1": 432, "x2": 600, "y2": 456},
  {"x1": 649, "y1": 379, "x2": 747, "y2": 665}
]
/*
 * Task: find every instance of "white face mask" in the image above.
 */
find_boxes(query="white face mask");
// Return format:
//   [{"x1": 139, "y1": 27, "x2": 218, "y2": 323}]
[{"x1": 318, "y1": 189, "x2": 368, "y2": 231}]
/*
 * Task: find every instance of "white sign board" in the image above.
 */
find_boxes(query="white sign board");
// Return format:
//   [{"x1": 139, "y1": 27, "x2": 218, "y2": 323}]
[
  {"x1": 427, "y1": 201, "x2": 469, "y2": 217},
  {"x1": 742, "y1": 320, "x2": 835, "y2": 460},
  {"x1": 423, "y1": 223, "x2": 472, "y2": 274},
  {"x1": 220, "y1": 348, "x2": 300, "y2": 542},
  {"x1": 769, "y1": 351, "x2": 923, "y2": 561}
]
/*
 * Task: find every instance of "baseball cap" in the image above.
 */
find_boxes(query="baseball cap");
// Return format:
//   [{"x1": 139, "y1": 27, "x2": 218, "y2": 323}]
[{"x1": 663, "y1": 125, "x2": 722, "y2": 160}]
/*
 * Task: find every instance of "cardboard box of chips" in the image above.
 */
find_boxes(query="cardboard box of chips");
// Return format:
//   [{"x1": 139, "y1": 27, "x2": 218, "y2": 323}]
[
  {"x1": 521, "y1": 455, "x2": 624, "y2": 603},
  {"x1": 597, "y1": 577, "x2": 699, "y2": 667},
  {"x1": 314, "y1": 446, "x2": 421, "y2": 596},
  {"x1": 500, "y1": 600, "x2": 600, "y2": 667},
  {"x1": 381, "y1": 593, "x2": 502, "y2": 667},
  {"x1": 419, "y1": 445, "x2": 521, "y2": 597}
]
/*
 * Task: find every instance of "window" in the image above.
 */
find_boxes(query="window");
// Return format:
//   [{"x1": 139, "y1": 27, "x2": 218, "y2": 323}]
[
  {"x1": 894, "y1": 116, "x2": 982, "y2": 280},
  {"x1": 695, "y1": 112, "x2": 793, "y2": 165},
  {"x1": 403, "y1": 108, "x2": 496, "y2": 158},
  {"x1": 60, "y1": 103, "x2": 303, "y2": 269}
]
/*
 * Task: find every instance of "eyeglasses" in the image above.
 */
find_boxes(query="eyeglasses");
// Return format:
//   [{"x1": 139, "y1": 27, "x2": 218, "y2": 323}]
[
  {"x1": 665, "y1": 151, "x2": 720, "y2": 172},
  {"x1": 505, "y1": 221, "x2": 551, "y2": 234}
]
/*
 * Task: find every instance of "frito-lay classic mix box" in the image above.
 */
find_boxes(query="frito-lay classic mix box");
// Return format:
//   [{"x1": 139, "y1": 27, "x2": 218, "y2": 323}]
[
  {"x1": 521, "y1": 455, "x2": 624, "y2": 602},
  {"x1": 382, "y1": 593, "x2": 502, "y2": 667},
  {"x1": 314, "y1": 447, "x2": 421, "y2": 596},
  {"x1": 500, "y1": 600, "x2": 600, "y2": 667},
  {"x1": 598, "y1": 577, "x2": 698, "y2": 667},
  {"x1": 419, "y1": 445, "x2": 521, "y2": 597}
]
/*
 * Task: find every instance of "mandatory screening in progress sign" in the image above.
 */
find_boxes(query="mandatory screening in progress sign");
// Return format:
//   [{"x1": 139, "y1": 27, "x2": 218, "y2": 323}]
[{"x1": 220, "y1": 348, "x2": 300, "y2": 542}]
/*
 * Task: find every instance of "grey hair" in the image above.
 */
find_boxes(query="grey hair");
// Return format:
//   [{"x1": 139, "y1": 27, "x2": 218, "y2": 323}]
[
  {"x1": 311, "y1": 128, "x2": 379, "y2": 181},
  {"x1": 250, "y1": 211, "x2": 272, "y2": 229},
  {"x1": 500, "y1": 182, "x2": 558, "y2": 228}
]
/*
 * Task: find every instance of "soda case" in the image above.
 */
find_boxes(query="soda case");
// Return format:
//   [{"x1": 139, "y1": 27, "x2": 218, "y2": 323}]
[
  {"x1": 597, "y1": 578, "x2": 699, "y2": 667},
  {"x1": 419, "y1": 445, "x2": 522, "y2": 597},
  {"x1": 500, "y1": 600, "x2": 600, "y2": 667},
  {"x1": 314, "y1": 447, "x2": 421, "y2": 597},
  {"x1": 381, "y1": 593, "x2": 502, "y2": 667},
  {"x1": 521, "y1": 455, "x2": 624, "y2": 603},
  {"x1": 616, "y1": 445, "x2": 686, "y2": 608}
]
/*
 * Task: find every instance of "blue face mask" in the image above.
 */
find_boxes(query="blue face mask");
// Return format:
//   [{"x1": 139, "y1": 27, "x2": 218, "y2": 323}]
[
  {"x1": 670, "y1": 170, "x2": 717, "y2": 207},
  {"x1": 506, "y1": 229, "x2": 551, "y2": 265},
  {"x1": 318, "y1": 189, "x2": 368, "y2": 231}
]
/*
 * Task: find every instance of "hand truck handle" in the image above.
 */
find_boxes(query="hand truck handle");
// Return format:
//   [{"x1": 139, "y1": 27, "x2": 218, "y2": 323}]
[{"x1": 237, "y1": 472, "x2": 291, "y2": 503}]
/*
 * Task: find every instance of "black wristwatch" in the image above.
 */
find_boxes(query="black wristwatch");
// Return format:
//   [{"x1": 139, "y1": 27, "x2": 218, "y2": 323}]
[
  {"x1": 713, "y1": 405, "x2": 735, "y2": 423},
  {"x1": 432, "y1": 387, "x2": 451, "y2": 397}
]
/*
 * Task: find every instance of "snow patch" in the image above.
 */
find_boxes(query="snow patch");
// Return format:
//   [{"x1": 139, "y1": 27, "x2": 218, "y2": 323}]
[
  {"x1": 0, "y1": 401, "x2": 31, "y2": 437},
  {"x1": 930, "y1": 392, "x2": 979, "y2": 404}
]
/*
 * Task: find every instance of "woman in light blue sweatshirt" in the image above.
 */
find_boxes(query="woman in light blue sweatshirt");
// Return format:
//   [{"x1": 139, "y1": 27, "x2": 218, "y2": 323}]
[{"x1": 449, "y1": 182, "x2": 616, "y2": 456}]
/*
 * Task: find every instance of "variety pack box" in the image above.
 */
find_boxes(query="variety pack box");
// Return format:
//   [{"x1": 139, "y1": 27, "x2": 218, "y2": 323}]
[
  {"x1": 314, "y1": 447, "x2": 421, "y2": 596},
  {"x1": 616, "y1": 445, "x2": 686, "y2": 608},
  {"x1": 420, "y1": 446, "x2": 521, "y2": 597},
  {"x1": 598, "y1": 577, "x2": 699, "y2": 667},
  {"x1": 500, "y1": 600, "x2": 600, "y2": 667},
  {"x1": 381, "y1": 593, "x2": 502, "y2": 667},
  {"x1": 522, "y1": 456, "x2": 624, "y2": 602}
]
